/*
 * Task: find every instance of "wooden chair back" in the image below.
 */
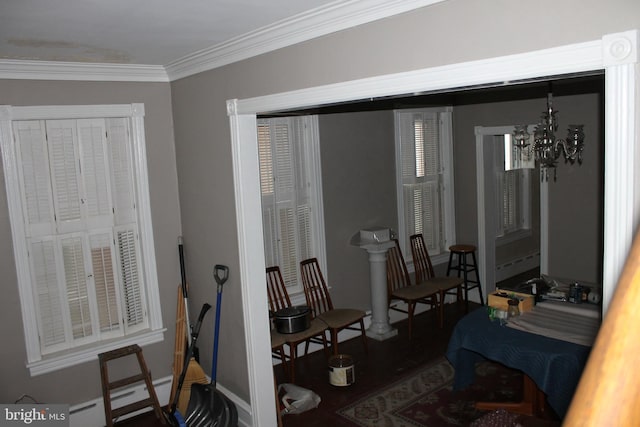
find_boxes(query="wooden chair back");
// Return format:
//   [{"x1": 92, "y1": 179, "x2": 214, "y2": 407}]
[
  {"x1": 410, "y1": 233, "x2": 435, "y2": 282},
  {"x1": 387, "y1": 239, "x2": 412, "y2": 296},
  {"x1": 266, "y1": 266, "x2": 291, "y2": 312},
  {"x1": 300, "y1": 258, "x2": 334, "y2": 317}
]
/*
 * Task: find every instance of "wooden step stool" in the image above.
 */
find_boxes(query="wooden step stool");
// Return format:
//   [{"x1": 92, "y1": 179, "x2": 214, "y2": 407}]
[{"x1": 99, "y1": 344, "x2": 165, "y2": 426}]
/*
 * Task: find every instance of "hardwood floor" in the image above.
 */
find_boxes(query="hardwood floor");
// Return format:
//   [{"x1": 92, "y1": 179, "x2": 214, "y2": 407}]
[
  {"x1": 119, "y1": 269, "x2": 547, "y2": 426},
  {"x1": 275, "y1": 301, "x2": 478, "y2": 427}
]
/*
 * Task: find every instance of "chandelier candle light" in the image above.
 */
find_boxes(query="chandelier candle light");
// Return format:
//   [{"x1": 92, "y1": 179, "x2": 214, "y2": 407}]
[{"x1": 512, "y1": 92, "x2": 585, "y2": 181}]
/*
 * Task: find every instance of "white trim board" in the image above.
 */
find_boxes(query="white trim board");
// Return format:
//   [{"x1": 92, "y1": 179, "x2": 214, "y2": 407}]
[{"x1": 227, "y1": 30, "x2": 639, "y2": 426}]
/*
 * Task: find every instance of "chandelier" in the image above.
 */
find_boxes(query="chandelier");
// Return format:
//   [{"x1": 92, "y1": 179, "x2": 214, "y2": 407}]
[{"x1": 512, "y1": 92, "x2": 585, "y2": 181}]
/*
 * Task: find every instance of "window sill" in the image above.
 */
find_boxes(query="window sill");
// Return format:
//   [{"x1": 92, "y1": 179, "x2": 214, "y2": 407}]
[
  {"x1": 496, "y1": 229, "x2": 532, "y2": 246},
  {"x1": 27, "y1": 328, "x2": 166, "y2": 377}
]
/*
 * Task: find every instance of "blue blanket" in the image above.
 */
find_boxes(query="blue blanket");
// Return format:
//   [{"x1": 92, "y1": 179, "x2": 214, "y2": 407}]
[{"x1": 445, "y1": 307, "x2": 592, "y2": 418}]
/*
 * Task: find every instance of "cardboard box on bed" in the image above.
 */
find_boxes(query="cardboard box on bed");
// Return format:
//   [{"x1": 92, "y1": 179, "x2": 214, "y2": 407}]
[{"x1": 488, "y1": 289, "x2": 535, "y2": 313}]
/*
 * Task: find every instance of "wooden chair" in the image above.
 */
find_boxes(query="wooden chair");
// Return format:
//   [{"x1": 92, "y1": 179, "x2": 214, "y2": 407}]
[
  {"x1": 409, "y1": 234, "x2": 464, "y2": 320},
  {"x1": 266, "y1": 266, "x2": 328, "y2": 383},
  {"x1": 299, "y1": 258, "x2": 368, "y2": 355},
  {"x1": 387, "y1": 238, "x2": 442, "y2": 338}
]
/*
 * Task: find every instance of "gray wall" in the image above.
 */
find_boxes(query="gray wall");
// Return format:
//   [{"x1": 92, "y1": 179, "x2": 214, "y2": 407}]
[
  {"x1": 319, "y1": 110, "x2": 397, "y2": 310},
  {"x1": 0, "y1": 80, "x2": 180, "y2": 404},
  {"x1": 315, "y1": 91, "x2": 601, "y2": 312},
  {"x1": 453, "y1": 93, "x2": 603, "y2": 282},
  {"x1": 0, "y1": 0, "x2": 635, "y2": 413}
]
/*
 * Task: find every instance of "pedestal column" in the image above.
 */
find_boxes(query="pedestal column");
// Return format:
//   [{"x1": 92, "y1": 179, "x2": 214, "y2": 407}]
[{"x1": 363, "y1": 243, "x2": 397, "y2": 340}]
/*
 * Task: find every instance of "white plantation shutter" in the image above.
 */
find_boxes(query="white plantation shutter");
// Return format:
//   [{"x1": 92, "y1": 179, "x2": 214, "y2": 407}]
[
  {"x1": 46, "y1": 120, "x2": 83, "y2": 233},
  {"x1": 90, "y1": 232, "x2": 121, "y2": 334},
  {"x1": 2, "y1": 104, "x2": 162, "y2": 374},
  {"x1": 496, "y1": 168, "x2": 530, "y2": 237},
  {"x1": 77, "y1": 119, "x2": 112, "y2": 229},
  {"x1": 258, "y1": 123, "x2": 278, "y2": 269},
  {"x1": 30, "y1": 238, "x2": 66, "y2": 349},
  {"x1": 397, "y1": 111, "x2": 445, "y2": 255},
  {"x1": 107, "y1": 118, "x2": 136, "y2": 225},
  {"x1": 117, "y1": 227, "x2": 145, "y2": 329},
  {"x1": 258, "y1": 116, "x2": 323, "y2": 291},
  {"x1": 61, "y1": 235, "x2": 92, "y2": 341},
  {"x1": 395, "y1": 108, "x2": 454, "y2": 260},
  {"x1": 13, "y1": 121, "x2": 55, "y2": 237},
  {"x1": 8, "y1": 113, "x2": 151, "y2": 357}
]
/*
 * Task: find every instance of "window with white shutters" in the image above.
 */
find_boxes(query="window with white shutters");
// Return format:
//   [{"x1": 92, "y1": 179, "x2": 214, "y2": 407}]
[
  {"x1": 496, "y1": 169, "x2": 532, "y2": 238},
  {"x1": 0, "y1": 104, "x2": 163, "y2": 376},
  {"x1": 394, "y1": 108, "x2": 455, "y2": 264},
  {"x1": 257, "y1": 116, "x2": 325, "y2": 295},
  {"x1": 496, "y1": 133, "x2": 532, "y2": 240}
]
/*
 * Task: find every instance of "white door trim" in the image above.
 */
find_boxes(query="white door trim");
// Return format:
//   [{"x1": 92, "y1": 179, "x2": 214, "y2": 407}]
[{"x1": 227, "y1": 30, "x2": 638, "y2": 425}]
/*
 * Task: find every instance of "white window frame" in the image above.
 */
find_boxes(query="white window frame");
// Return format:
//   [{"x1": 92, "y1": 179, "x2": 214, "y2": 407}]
[
  {"x1": 257, "y1": 115, "x2": 326, "y2": 299},
  {"x1": 0, "y1": 104, "x2": 164, "y2": 376},
  {"x1": 394, "y1": 107, "x2": 456, "y2": 267}
]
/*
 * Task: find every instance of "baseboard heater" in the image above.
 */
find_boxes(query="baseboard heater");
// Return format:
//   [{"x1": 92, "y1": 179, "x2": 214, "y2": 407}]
[
  {"x1": 495, "y1": 252, "x2": 540, "y2": 283},
  {"x1": 69, "y1": 375, "x2": 249, "y2": 427}
]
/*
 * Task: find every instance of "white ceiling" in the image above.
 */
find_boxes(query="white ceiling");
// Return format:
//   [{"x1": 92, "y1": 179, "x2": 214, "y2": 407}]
[{"x1": 0, "y1": 0, "x2": 344, "y2": 66}]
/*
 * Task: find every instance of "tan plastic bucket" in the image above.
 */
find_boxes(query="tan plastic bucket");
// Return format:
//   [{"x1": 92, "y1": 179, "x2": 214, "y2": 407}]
[{"x1": 328, "y1": 354, "x2": 354, "y2": 386}]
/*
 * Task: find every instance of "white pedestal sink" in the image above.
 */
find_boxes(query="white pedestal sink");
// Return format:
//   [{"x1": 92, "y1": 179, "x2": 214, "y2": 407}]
[{"x1": 351, "y1": 229, "x2": 398, "y2": 341}]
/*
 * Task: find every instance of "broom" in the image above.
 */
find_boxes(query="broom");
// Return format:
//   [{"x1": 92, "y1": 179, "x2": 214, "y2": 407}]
[
  {"x1": 167, "y1": 303, "x2": 211, "y2": 424},
  {"x1": 169, "y1": 285, "x2": 209, "y2": 413}
]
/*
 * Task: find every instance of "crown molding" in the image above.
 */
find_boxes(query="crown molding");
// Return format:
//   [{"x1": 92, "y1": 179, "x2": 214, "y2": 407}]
[
  {"x1": 165, "y1": 0, "x2": 444, "y2": 81},
  {"x1": 0, "y1": 0, "x2": 442, "y2": 82},
  {"x1": 0, "y1": 59, "x2": 169, "y2": 82}
]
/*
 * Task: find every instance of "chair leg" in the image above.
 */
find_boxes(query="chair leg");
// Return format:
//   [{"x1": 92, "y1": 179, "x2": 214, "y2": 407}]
[
  {"x1": 438, "y1": 291, "x2": 445, "y2": 328},
  {"x1": 462, "y1": 253, "x2": 470, "y2": 313},
  {"x1": 289, "y1": 344, "x2": 297, "y2": 384},
  {"x1": 407, "y1": 302, "x2": 416, "y2": 339},
  {"x1": 321, "y1": 331, "x2": 330, "y2": 358},
  {"x1": 274, "y1": 346, "x2": 288, "y2": 381},
  {"x1": 471, "y1": 251, "x2": 485, "y2": 305},
  {"x1": 446, "y1": 250, "x2": 455, "y2": 275},
  {"x1": 331, "y1": 330, "x2": 339, "y2": 355}
]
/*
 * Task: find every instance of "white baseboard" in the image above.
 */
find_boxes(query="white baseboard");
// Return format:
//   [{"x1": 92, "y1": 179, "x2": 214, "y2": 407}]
[
  {"x1": 69, "y1": 374, "x2": 251, "y2": 427},
  {"x1": 495, "y1": 252, "x2": 540, "y2": 283}
]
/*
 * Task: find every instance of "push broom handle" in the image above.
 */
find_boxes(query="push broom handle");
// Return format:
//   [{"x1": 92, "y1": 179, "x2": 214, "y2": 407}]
[
  {"x1": 178, "y1": 237, "x2": 192, "y2": 348},
  {"x1": 211, "y1": 265, "x2": 229, "y2": 386}
]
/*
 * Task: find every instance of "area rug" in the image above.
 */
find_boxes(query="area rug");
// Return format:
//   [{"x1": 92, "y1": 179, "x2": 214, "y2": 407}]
[{"x1": 336, "y1": 357, "x2": 521, "y2": 427}]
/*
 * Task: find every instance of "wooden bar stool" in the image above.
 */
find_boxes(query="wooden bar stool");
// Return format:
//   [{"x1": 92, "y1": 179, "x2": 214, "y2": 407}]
[
  {"x1": 446, "y1": 244, "x2": 484, "y2": 310},
  {"x1": 99, "y1": 344, "x2": 165, "y2": 426}
]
